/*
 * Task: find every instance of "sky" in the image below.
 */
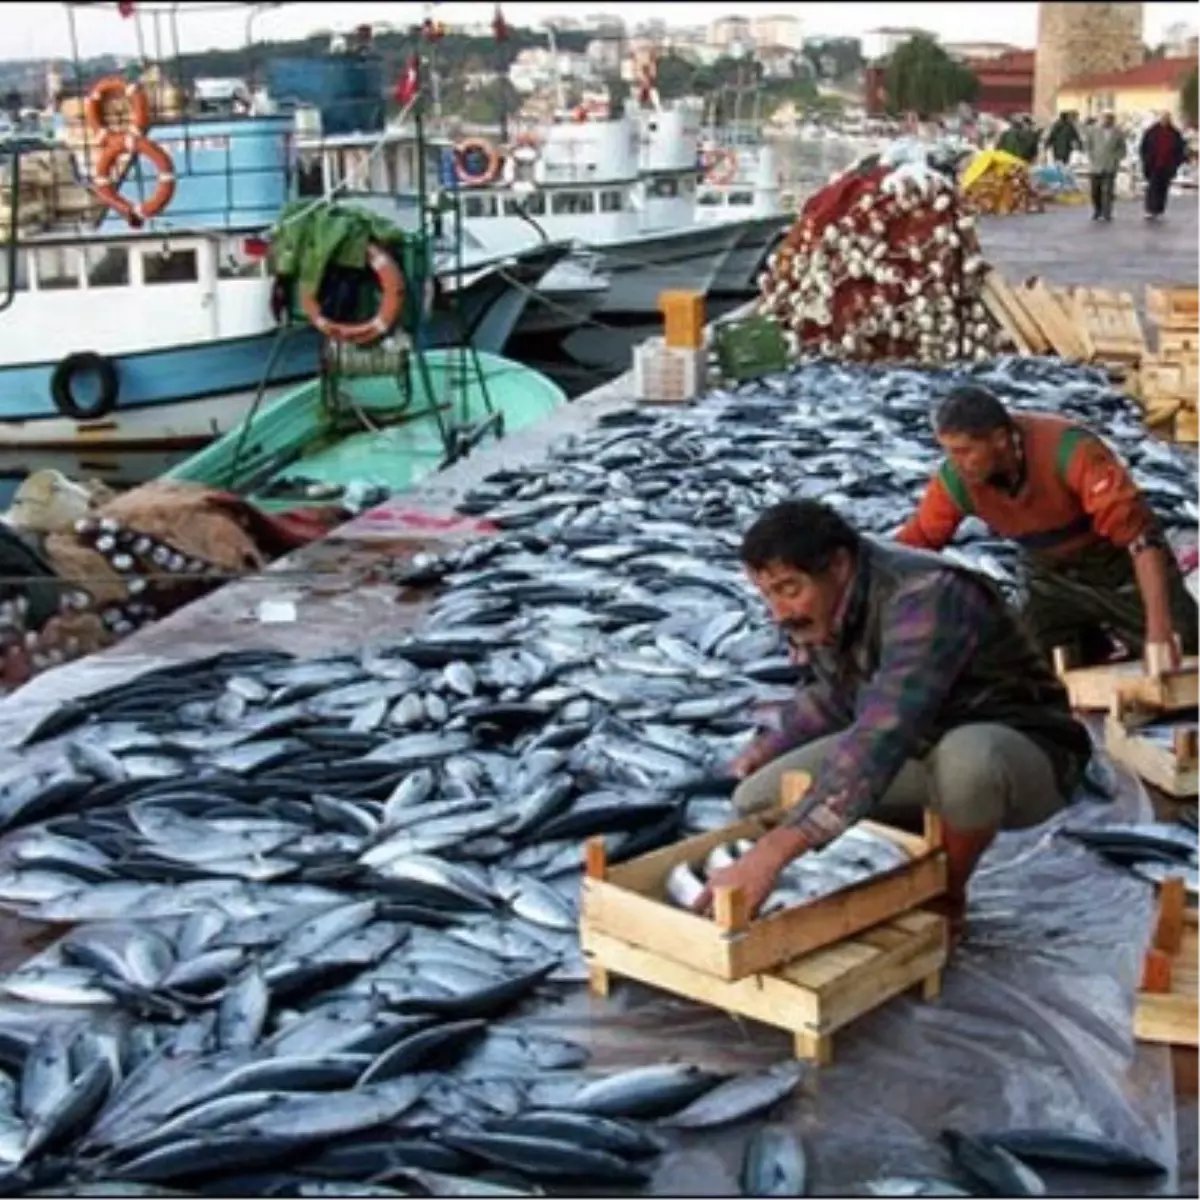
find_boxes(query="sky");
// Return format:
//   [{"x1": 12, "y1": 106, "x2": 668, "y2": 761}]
[{"x1": 1, "y1": 1, "x2": 1195, "y2": 62}]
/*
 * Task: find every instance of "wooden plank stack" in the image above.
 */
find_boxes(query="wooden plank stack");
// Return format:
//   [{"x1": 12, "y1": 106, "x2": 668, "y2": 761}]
[
  {"x1": 580, "y1": 772, "x2": 950, "y2": 1064},
  {"x1": 1140, "y1": 287, "x2": 1199, "y2": 445}
]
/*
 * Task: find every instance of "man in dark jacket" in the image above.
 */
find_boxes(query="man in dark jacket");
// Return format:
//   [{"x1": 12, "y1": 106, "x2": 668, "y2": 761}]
[
  {"x1": 695, "y1": 500, "x2": 1091, "y2": 943},
  {"x1": 1046, "y1": 111, "x2": 1082, "y2": 164},
  {"x1": 1140, "y1": 111, "x2": 1187, "y2": 220}
]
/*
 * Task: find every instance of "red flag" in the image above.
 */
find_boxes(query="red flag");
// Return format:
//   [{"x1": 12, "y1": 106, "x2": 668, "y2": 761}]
[
  {"x1": 393, "y1": 56, "x2": 420, "y2": 107},
  {"x1": 492, "y1": 4, "x2": 509, "y2": 43},
  {"x1": 117, "y1": 0, "x2": 135, "y2": 15}
]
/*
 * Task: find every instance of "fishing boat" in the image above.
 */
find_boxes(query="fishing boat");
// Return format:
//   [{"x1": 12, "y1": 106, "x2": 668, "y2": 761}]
[
  {"x1": 694, "y1": 134, "x2": 791, "y2": 295},
  {"x1": 0, "y1": 68, "x2": 566, "y2": 454},
  {"x1": 164, "y1": 345, "x2": 567, "y2": 512}
]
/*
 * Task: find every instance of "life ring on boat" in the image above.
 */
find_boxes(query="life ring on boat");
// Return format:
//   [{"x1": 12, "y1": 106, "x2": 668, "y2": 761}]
[
  {"x1": 299, "y1": 241, "x2": 404, "y2": 346},
  {"x1": 83, "y1": 76, "x2": 151, "y2": 136},
  {"x1": 91, "y1": 131, "x2": 176, "y2": 227},
  {"x1": 454, "y1": 138, "x2": 501, "y2": 187},
  {"x1": 703, "y1": 149, "x2": 738, "y2": 186},
  {"x1": 50, "y1": 352, "x2": 120, "y2": 422}
]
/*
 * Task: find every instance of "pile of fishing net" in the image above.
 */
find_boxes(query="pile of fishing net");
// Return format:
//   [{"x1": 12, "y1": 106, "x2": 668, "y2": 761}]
[
  {"x1": 959, "y1": 149, "x2": 1045, "y2": 216},
  {"x1": 756, "y1": 143, "x2": 1009, "y2": 366}
]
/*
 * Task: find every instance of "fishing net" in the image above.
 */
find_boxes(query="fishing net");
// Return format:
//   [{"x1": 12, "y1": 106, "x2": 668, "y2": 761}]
[{"x1": 758, "y1": 150, "x2": 1012, "y2": 367}]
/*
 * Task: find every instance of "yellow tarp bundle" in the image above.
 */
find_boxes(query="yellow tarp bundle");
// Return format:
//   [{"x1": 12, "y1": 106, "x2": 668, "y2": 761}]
[{"x1": 960, "y1": 149, "x2": 1030, "y2": 191}]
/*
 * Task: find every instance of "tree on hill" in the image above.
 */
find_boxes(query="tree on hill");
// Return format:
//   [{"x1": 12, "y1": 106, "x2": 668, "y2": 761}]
[
  {"x1": 1183, "y1": 67, "x2": 1198, "y2": 129},
  {"x1": 882, "y1": 34, "x2": 979, "y2": 117}
]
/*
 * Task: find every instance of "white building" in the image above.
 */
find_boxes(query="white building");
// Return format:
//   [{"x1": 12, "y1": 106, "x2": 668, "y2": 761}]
[
  {"x1": 751, "y1": 15, "x2": 804, "y2": 52},
  {"x1": 708, "y1": 16, "x2": 752, "y2": 49},
  {"x1": 861, "y1": 26, "x2": 936, "y2": 64}
]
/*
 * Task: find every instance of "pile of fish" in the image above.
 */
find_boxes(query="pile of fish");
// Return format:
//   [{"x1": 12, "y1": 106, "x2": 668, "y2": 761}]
[
  {"x1": 0, "y1": 356, "x2": 1189, "y2": 1195},
  {"x1": 757, "y1": 148, "x2": 1012, "y2": 365},
  {"x1": 1060, "y1": 819, "x2": 1199, "y2": 897},
  {"x1": 666, "y1": 826, "x2": 913, "y2": 914}
]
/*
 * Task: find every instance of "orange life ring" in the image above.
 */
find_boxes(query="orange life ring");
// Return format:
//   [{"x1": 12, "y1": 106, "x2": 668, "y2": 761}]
[
  {"x1": 454, "y1": 137, "x2": 500, "y2": 187},
  {"x1": 84, "y1": 76, "x2": 151, "y2": 136},
  {"x1": 300, "y1": 241, "x2": 405, "y2": 346},
  {"x1": 703, "y1": 149, "x2": 738, "y2": 186},
  {"x1": 92, "y1": 131, "x2": 176, "y2": 226}
]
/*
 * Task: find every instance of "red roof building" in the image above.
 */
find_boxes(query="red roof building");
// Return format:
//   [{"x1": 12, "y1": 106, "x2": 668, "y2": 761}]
[
  {"x1": 863, "y1": 48, "x2": 1034, "y2": 119},
  {"x1": 1057, "y1": 56, "x2": 1198, "y2": 124}
]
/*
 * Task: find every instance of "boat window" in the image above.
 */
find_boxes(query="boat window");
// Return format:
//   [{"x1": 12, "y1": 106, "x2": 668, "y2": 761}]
[
  {"x1": 648, "y1": 177, "x2": 678, "y2": 199},
  {"x1": 217, "y1": 237, "x2": 265, "y2": 279},
  {"x1": 34, "y1": 245, "x2": 81, "y2": 290},
  {"x1": 0, "y1": 248, "x2": 30, "y2": 294},
  {"x1": 697, "y1": 192, "x2": 723, "y2": 207},
  {"x1": 85, "y1": 245, "x2": 130, "y2": 288},
  {"x1": 728, "y1": 190, "x2": 755, "y2": 206},
  {"x1": 503, "y1": 193, "x2": 545, "y2": 216},
  {"x1": 142, "y1": 248, "x2": 199, "y2": 285},
  {"x1": 550, "y1": 191, "x2": 596, "y2": 215},
  {"x1": 599, "y1": 190, "x2": 623, "y2": 212},
  {"x1": 296, "y1": 155, "x2": 323, "y2": 198},
  {"x1": 462, "y1": 194, "x2": 498, "y2": 218}
]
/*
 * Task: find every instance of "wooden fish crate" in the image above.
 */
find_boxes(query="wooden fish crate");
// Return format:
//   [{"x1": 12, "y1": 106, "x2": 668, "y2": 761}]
[
  {"x1": 1104, "y1": 695, "x2": 1199, "y2": 798},
  {"x1": 1135, "y1": 877, "x2": 1198, "y2": 1051},
  {"x1": 1053, "y1": 650, "x2": 1199, "y2": 714},
  {"x1": 583, "y1": 905, "x2": 947, "y2": 1065},
  {"x1": 1146, "y1": 286, "x2": 1199, "y2": 332},
  {"x1": 1072, "y1": 287, "x2": 1148, "y2": 365},
  {"x1": 579, "y1": 771, "x2": 946, "y2": 983}
]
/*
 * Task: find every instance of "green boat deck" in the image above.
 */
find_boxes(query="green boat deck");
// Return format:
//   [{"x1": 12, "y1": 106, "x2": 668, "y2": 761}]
[{"x1": 167, "y1": 349, "x2": 568, "y2": 512}]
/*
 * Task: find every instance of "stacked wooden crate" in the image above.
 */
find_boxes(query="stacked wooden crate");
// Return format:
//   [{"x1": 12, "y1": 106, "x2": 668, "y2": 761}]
[
  {"x1": 1135, "y1": 877, "x2": 1198, "y2": 1063},
  {"x1": 580, "y1": 772, "x2": 950, "y2": 1064},
  {"x1": 1140, "y1": 287, "x2": 1199, "y2": 445}
]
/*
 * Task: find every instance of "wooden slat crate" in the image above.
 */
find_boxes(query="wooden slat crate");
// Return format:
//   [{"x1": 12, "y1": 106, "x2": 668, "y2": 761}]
[
  {"x1": 1105, "y1": 697, "x2": 1199, "y2": 798},
  {"x1": 981, "y1": 271, "x2": 1043, "y2": 355},
  {"x1": 583, "y1": 907, "x2": 948, "y2": 1064},
  {"x1": 1072, "y1": 287, "x2": 1148, "y2": 363},
  {"x1": 1053, "y1": 650, "x2": 1199, "y2": 713},
  {"x1": 1135, "y1": 878, "x2": 1198, "y2": 1050},
  {"x1": 580, "y1": 774, "x2": 946, "y2": 983},
  {"x1": 1146, "y1": 286, "x2": 1199, "y2": 331},
  {"x1": 1158, "y1": 330, "x2": 1199, "y2": 359}
]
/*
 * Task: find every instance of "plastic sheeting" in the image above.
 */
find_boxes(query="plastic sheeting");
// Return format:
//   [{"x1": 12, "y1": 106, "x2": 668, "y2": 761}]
[{"x1": 482, "y1": 759, "x2": 1176, "y2": 1197}]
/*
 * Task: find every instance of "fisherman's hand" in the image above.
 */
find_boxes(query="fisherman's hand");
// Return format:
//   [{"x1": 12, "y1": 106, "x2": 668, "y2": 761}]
[
  {"x1": 1144, "y1": 631, "x2": 1182, "y2": 675},
  {"x1": 691, "y1": 826, "x2": 809, "y2": 922},
  {"x1": 729, "y1": 739, "x2": 774, "y2": 780}
]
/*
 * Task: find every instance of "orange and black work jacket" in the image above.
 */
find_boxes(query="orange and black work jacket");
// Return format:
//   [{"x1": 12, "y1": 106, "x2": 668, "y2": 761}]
[{"x1": 896, "y1": 412, "x2": 1156, "y2": 564}]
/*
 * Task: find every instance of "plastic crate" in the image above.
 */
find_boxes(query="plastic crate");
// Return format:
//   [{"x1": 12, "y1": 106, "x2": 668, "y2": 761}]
[
  {"x1": 713, "y1": 315, "x2": 790, "y2": 382},
  {"x1": 633, "y1": 337, "x2": 707, "y2": 403}
]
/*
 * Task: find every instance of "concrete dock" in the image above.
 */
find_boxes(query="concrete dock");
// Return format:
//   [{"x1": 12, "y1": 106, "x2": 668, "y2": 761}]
[{"x1": 0, "y1": 194, "x2": 1193, "y2": 1188}]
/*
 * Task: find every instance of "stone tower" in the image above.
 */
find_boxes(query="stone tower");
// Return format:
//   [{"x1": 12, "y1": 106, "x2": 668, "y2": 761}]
[{"x1": 1034, "y1": 2, "x2": 1145, "y2": 122}]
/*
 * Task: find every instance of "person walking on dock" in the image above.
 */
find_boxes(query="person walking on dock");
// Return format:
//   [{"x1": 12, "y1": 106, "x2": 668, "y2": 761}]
[
  {"x1": 1084, "y1": 111, "x2": 1124, "y2": 221},
  {"x1": 1046, "y1": 111, "x2": 1081, "y2": 166},
  {"x1": 1139, "y1": 111, "x2": 1187, "y2": 221},
  {"x1": 692, "y1": 499, "x2": 1091, "y2": 944},
  {"x1": 894, "y1": 385, "x2": 1198, "y2": 671}
]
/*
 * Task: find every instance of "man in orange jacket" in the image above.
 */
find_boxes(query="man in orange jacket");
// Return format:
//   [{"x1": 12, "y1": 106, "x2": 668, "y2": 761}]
[{"x1": 896, "y1": 385, "x2": 1196, "y2": 670}]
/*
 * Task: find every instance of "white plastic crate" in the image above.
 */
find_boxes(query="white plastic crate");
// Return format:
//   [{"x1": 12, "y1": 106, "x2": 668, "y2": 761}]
[{"x1": 632, "y1": 337, "x2": 708, "y2": 404}]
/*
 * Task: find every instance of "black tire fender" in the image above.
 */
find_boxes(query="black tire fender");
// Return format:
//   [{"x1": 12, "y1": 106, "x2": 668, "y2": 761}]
[{"x1": 50, "y1": 352, "x2": 119, "y2": 421}]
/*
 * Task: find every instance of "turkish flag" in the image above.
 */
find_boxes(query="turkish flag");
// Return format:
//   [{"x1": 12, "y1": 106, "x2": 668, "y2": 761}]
[
  {"x1": 118, "y1": 0, "x2": 135, "y2": 15},
  {"x1": 393, "y1": 56, "x2": 420, "y2": 107},
  {"x1": 492, "y1": 5, "x2": 509, "y2": 43}
]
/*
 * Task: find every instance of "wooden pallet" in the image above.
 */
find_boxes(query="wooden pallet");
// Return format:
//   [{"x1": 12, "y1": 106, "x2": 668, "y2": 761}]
[
  {"x1": 580, "y1": 773, "x2": 946, "y2": 982},
  {"x1": 981, "y1": 271, "x2": 1048, "y2": 355},
  {"x1": 584, "y1": 907, "x2": 947, "y2": 1065},
  {"x1": 1019, "y1": 277, "x2": 1093, "y2": 360},
  {"x1": 1135, "y1": 877, "x2": 1198, "y2": 1049}
]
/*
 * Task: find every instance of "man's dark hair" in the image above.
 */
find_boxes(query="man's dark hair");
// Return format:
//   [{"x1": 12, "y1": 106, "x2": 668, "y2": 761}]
[
  {"x1": 933, "y1": 385, "x2": 1014, "y2": 438},
  {"x1": 740, "y1": 500, "x2": 860, "y2": 575}
]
